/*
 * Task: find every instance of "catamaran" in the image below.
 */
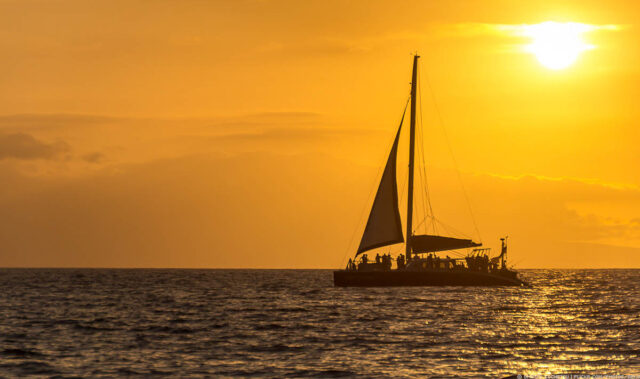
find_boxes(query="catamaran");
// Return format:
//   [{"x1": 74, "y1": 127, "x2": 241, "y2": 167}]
[{"x1": 333, "y1": 55, "x2": 525, "y2": 287}]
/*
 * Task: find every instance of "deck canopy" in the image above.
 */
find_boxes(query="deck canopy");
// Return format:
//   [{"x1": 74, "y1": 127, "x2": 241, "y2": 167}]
[{"x1": 410, "y1": 235, "x2": 481, "y2": 254}]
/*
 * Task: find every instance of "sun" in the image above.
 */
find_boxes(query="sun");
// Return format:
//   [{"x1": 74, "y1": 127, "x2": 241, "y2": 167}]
[{"x1": 523, "y1": 22, "x2": 594, "y2": 70}]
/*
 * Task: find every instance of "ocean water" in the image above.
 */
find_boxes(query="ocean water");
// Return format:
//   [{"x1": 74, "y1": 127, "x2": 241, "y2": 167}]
[{"x1": 0, "y1": 269, "x2": 639, "y2": 377}]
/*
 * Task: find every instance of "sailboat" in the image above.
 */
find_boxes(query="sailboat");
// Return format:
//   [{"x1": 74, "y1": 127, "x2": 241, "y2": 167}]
[{"x1": 333, "y1": 55, "x2": 525, "y2": 287}]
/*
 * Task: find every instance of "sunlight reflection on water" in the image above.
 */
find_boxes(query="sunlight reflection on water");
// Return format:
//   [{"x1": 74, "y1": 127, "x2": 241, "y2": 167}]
[{"x1": 0, "y1": 268, "x2": 638, "y2": 376}]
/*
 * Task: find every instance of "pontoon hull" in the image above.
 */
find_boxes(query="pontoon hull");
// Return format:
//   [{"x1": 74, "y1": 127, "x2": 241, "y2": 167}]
[{"x1": 333, "y1": 269, "x2": 525, "y2": 287}]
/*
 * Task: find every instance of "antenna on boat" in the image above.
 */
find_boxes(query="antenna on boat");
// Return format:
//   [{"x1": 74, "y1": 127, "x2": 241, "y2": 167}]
[{"x1": 500, "y1": 236, "x2": 508, "y2": 269}]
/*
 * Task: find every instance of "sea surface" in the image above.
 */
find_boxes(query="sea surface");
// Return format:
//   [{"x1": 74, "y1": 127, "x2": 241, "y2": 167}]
[{"x1": 0, "y1": 269, "x2": 639, "y2": 377}]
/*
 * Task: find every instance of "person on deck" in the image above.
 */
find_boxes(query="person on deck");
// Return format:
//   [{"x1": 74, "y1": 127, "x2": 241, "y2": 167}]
[
  {"x1": 384, "y1": 254, "x2": 392, "y2": 270},
  {"x1": 465, "y1": 256, "x2": 473, "y2": 271},
  {"x1": 376, "y1": 253, "x2": 381, "y2": 264}
]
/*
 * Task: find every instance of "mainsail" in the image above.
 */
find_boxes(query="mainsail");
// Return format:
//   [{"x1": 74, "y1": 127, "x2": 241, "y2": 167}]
[{"x1": 356, "y1": 118, "x2": 405, "y2": 256}]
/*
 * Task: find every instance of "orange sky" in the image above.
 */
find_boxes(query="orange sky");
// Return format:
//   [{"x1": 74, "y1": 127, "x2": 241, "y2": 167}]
[{"x1": 0, "y1": 0, "x2": 639, "y2": 268}]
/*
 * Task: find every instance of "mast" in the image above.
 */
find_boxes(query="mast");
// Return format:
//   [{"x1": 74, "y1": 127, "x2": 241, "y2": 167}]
[{"x1": 405, "y1": 54, "x2": 419, "y2": 261}]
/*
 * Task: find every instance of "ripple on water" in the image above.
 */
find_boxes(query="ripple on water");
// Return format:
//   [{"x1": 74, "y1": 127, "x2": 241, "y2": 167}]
[{"x1": 0, "y1": 268, "x2": 639, "y2": 376}]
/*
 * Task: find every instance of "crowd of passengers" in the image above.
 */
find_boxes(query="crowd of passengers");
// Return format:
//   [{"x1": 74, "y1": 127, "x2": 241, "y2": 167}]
[
  {"x1": 346, "y1": 252, "x2": 498, "y2": 272},
  {"x1": 346, "y1": 253, "x2": 393, "y2": 271}
]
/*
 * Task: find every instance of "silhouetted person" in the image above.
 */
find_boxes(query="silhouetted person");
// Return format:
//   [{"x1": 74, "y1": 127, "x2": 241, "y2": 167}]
[
  {"x1": 466, "y1": 256, "x2": 477, "y2": 271},
  {"x1": 350, "y1": 258, "x2": 357, "y2": 270},
  {"x1": 362, "y1": 254, "x2": 368, "y2": 264},
  {"x1": 383, "y1": 254, "x2": 392, "y2": 270},
  {"x1": 397, "y1": 254, "x2": 405, "y2": 269}
]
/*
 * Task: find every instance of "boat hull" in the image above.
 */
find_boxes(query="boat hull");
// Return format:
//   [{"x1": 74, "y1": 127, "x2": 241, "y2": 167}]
[{"x1": 333, "y1": 269, "x2": 524, "y2": 287}]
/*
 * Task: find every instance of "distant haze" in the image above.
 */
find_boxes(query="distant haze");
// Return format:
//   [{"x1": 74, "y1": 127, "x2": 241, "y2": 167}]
[{"x1": 0, "y1": 0, "x2": 638, "y2": 268}]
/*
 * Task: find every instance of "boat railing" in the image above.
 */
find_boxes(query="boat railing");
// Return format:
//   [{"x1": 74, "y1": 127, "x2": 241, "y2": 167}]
[{"x1": 471, "y1": 248, "x2": 492, "y2": 256}]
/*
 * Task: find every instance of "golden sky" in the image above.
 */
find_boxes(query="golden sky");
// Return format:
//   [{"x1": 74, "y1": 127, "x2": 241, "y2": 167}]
[{"x1": 0, "y1": 0, "x2": 639, "y2": 268}]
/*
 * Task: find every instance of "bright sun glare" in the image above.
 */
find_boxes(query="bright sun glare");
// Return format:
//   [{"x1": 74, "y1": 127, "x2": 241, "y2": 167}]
[{"x1": 523, "y1": 22, "x2": 594, "y2": 70}]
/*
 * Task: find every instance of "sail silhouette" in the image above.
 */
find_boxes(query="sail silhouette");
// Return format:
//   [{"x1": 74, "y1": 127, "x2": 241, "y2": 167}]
[
  {"x1": 410, "y1": 235, "x2": 481, "y2": 254},
  {"x1": 334, "y1": 54, "x2": 525, "y2": 287},
  {"x1": 355, "y1": 54, "x2": 481, "y2": 258},
  {"x1": 356, "y1": 119, "x2": 405, "y2": 256}
]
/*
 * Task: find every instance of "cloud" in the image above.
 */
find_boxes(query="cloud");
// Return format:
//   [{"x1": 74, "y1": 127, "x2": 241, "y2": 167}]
[
  {"x1": 0, "y1": 133, "x2": 70, "y2": 160},
  {"x1": 199, "y1": 111, "x2": 322, "y2": 130},
  {"x1": 0, "y1": 151, "x2": 372, "y2": 268},
  {"x1": 0, "y1": 114, "x2": 119, "y2": 131},
  {"x1": 0, "y1": 111, "x2": 355, "y2": 170},
  {"x1": 463, "y1": 172, "x2": 640, "y2": 253},
  {"x1": 256, "y1": 38, "x2": 372, "y2": 56},
  {"x1": 0, "y1": 150, "x2": 637, "y2": 269},
  {"x1": 82, "y1": 152, "x2": 107, "y2": 163},
  {"x1": 0, "y1": 112, "x2": 323, "y2": 133},
  {"x1": 213, "y1": 126, "x2": 379, "y2": 142},
  {"x1": 445, "y1": 22, "x2": 623, "y2": 38}
]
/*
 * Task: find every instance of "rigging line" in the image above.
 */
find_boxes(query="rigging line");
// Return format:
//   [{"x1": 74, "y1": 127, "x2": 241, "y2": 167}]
[
  {"x1": 339, "y1": 95, "x2": 411, "y2": 268},
  {"x1": 440, "y1": 223, "x2": 467, "y2": 239},
  {"x1": 414, "y1": 130, "x2": 428, "y2": 235},
  {"x1": 413, "y1": 79, "x2": 426, "y2": 235},
  {"x1": 416, "y1": 70, "x2": 431, "y2": 234},
  {"x1": 413, "y1": 78, "x2": 427, "y2": 234},
  {"x1": 438, "y1": 223, "x2": 470, "y2": 241},
  {"x1": 448, "y1": 250, "x2": 467, "y2": 258},
  {"x1": 421, "y1": 65, "x2": 482, "y2": 242},
  {"x1": 411, "y1": 214, "x2": 437, "y2": 233},
  {"x1": 415, "y1": 103, "x2": 428, "y2": 235},
  {"x1": 417, "y1": 67, "x2": 437, "y2": 235},
  {"x1": 432, "y1": 216, "x2": 474, "y2": 240}
]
